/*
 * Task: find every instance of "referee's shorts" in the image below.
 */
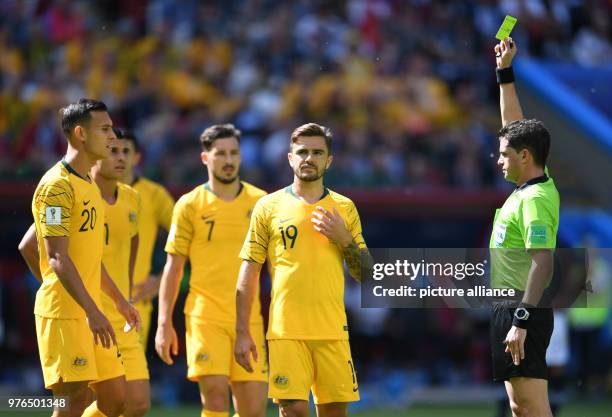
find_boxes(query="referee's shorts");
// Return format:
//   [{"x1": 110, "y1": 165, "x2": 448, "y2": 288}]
[{"x1": 490, "y1": 301, "x2": 554, "y2": 382}]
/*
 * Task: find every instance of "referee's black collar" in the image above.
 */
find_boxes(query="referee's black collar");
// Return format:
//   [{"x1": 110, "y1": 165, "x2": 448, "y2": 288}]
[{"x1": 515, "y1": 175, "x2": 548, "y2": 191}]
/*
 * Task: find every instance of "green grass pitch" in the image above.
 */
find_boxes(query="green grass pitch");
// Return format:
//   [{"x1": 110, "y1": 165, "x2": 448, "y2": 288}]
[{"x1": 13, "y1": 400, "x2": 612, "y2": 417}]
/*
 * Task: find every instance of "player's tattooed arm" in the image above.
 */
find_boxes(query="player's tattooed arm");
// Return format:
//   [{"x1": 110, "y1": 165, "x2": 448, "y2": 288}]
[
  {"x1": 311, "y1": 206, "x2": 373, "y2": 282},
  {"x1": 341, "y1": 240, "x2": 373, "y2": 283}
]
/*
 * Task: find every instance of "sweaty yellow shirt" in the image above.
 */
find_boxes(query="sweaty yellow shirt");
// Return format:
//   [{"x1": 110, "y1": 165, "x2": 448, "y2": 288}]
[
  {"x1": 131, "y1": 177, "x2": 174, "y2": 286},
  {"x1": 101, "y1": 183, "x2": 141, "y2": 323},
  {"x1": 32, "y1": 160, "x2": 105, "y2": 319},
  {"x1": 240, "y1": 186, "x2": 366, "y2": 340},
  {"x1": 165, "y1": 182, "x2": 266, "y2": 324}
]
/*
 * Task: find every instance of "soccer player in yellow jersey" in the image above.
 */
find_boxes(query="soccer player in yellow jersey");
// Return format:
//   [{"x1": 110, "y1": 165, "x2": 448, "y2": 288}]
[
  {"x1": 22, "y1": 99, "x2": 139, "y2": 417},
  {"x1": 115, "y1": 128, "x2": 175, "y2": 349},
  {"x1": 235, "y1": 123, "x2": 372, "y2": 417},
  {"x1": 91, "y1": 135, "x2": 151, "y2": 417},
  {"x1": 156, "y1": 124, "x2": 268, "y2": 417}
]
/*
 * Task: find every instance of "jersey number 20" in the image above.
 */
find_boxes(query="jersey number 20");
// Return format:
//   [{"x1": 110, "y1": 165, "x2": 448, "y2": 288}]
[{"x1": 79, "y1": 207, "x2": 97, "y2": 232}]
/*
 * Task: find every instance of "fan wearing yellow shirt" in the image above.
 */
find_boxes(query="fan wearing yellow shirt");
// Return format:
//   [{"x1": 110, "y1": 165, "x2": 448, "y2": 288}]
[
  {"x1": 156, "y1": 124, "x2": 268, "y2": 417},
  {"x1": 22, "y1": 99, "x2": 140, "y2": 417},
  {"x1": 115, "y1": 128, "x2": 175, "y2": 349},
  {"x1": 91, "y1": 135, "x2": 151, "y2": 417},
  {"x1": 235, "y1": 123, "x2": 372, "y2": 417}
]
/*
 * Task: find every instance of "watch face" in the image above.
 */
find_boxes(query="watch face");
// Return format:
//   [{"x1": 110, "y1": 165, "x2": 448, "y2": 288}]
[{"x1": 515, "y1": 308, "x2": 529, "y2": 320}]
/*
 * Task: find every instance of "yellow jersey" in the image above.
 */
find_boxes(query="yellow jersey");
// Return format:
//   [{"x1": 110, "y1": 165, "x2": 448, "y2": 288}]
[
  {"x1": 32, "y1": 160, "x2": 105, "y2": 319},
  {"x1": 131, "y1": 177, "x2": 174, "y2": 286},
  {"x1": 101, "y1": 183, "x2": 141, "y2": 323},
  {"x1": 165, "y1": 182, "x2": 266, "y2": 324},
  {"x1": 240, "y1": 186, "x2": 366, "y2": 340}
]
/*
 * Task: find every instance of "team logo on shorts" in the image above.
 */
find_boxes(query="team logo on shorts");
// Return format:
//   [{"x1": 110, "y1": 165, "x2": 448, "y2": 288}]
[
  {"x1": 273, "y1": 374, "x2": 289, "y2": 388},
  {"x1": 196, "y1": 353, "x2": 209, "y2": 362},
  {"x1": 72, "y1": 357, "x2": 87, "y2": 367}
]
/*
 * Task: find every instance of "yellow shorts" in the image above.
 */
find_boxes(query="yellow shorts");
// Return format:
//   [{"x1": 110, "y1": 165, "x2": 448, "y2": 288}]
[
  {"x1": 268, "y1": 339, "x2": 359, "y2": 404},
  {"x1": 35, "y1": 315, "x2": 124, "y2": 389},
  {"x1": 135, "y1": 300, "x2": 153, "y2": 349},
  {"x1": 111, "y1": 321, "x2": 149, "y2": 381},
  {"x1": 185, "y1": 315, "x2": 268, "y2": 382}
]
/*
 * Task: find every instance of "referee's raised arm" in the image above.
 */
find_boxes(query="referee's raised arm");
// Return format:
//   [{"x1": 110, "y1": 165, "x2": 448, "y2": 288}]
[{"x1": 495, "y1": 37, "x2": 524, "y2": 126}]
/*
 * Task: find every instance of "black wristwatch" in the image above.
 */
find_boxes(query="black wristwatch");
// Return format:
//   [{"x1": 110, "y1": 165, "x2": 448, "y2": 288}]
[{"x1": 512, "y1": 306, "x2": 531, "y2": 329}]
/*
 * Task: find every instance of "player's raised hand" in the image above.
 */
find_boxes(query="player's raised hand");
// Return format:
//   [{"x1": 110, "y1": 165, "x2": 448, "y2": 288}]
[
  {"x1": 132, "y1": 274, "x2": 160, "y2": 304},
  {"x1": 235, "y1": 331, "x2": 258, "y2": 373},
  {"x1": 311, "y1": 206, "x2": 353, "y2": 247},
  {"x1": 495, "y1": 37, "x2": 517, "y2": 69},
  {"x1": 86, "y1": 307, "x2": 117, "y2": 349},
  {"x1": 117, "y1": 299, "x2": 141, "y2": 332},
  {"x1": 155, "y1": 322, "x2": 179, "y2": 365},
  {"x1": 503, "y1": 325, "x2": 526, "y2": 366}
]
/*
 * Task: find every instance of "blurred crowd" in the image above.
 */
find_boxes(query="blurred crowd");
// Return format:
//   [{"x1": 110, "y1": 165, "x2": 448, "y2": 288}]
[{"x1": 1, "y1": 0, "x2": 610, "y2": 187}]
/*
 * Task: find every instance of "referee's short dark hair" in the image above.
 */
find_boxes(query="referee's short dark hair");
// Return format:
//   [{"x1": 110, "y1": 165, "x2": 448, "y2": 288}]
[
  {"x1": 59, "y1": 98, "x2": 108, "y2": 138},
  {"x1": 498, "y1": 119, "x2": 550, "y2": 168},
  {"x1": 200, "y1": 124, "x2": 241, "y2": 151},
  {"x1": 113, "y1": 127, "x2": 140, "y2": 152}
]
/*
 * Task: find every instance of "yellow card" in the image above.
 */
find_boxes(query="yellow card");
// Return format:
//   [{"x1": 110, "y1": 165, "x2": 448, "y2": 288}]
[{"x1": 495, "y1": 15, "x2": 517, "y2": 41}]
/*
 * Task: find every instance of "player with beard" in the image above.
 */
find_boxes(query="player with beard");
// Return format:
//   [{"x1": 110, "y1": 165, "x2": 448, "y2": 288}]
[
  {"x1": 235, "y1": 123, "x2": 372, "y2": 417},
  {"x1": 156, "y1": 124, "x2": 268, "y2": 417}
]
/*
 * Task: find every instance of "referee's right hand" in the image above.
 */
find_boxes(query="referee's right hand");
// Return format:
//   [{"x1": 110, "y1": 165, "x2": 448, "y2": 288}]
[
  {"x1": 86, "y1": 308, "x2": 117, "y2": 349},
  {"x1": 155, "y1": 322, "x2": 179, "y2": 365}
]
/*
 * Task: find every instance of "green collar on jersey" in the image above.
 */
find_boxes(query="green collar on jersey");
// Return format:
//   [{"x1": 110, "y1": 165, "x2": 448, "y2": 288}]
[
  {"x1": 203, "y1": 181, "x2": 244, "y2": 199},
  {"x1": 61, "y1": 159, "x2": 90, "y2": 182},
  {"x1": 285, "y1": 185, "x2": 329, "y2": 202}
]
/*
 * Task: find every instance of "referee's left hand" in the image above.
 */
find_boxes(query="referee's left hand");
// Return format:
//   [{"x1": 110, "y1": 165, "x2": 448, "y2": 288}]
[{"x1": 504, "y1": 325, "x2": 527, "y2": 365}]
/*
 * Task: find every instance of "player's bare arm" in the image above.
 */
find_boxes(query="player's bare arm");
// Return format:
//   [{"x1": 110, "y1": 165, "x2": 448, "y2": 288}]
[
  {"x1": 101, "y1": 263, "x2": 141, "y2": 332},
  {"x1": 311, "y1": 206, "x2": 373, "y2": 282},
  {"x1": 44, "y1": 235, "x2": 117, "y2": 348},
  {"x1": 128, "y1": 234, "x2": 139, "y2": 301},
  {"x1": 18, "y1": 223, "x2": 42, "y2": 282},
  {"x1": 495, "y1": 37, "x2": 524, "y2": 126},
  {"x1": 235, "y1": 260, "x2": 262, "y2": 372},
  {"x1": 504, "y1": 249, "x2": 553, "y2": 365},
  {"x1": 132, "y1": 274, "x2": 160, "y2": 303},
  {"x1": 155, "y1": 252, "x2": 185, "y2": 365}
]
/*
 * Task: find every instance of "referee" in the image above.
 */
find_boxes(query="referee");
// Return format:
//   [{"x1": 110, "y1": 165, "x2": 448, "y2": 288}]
[{"x1": 490, "y1": 38, "x2": 559, "y2": 417}]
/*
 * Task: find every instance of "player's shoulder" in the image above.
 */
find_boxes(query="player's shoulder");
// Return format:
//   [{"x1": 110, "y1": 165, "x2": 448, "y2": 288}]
[
  {"x1": 176, "y1": 184, "x2": 205, "y2": 207},
  {"x1": 134, "y1": 176, "x2": 169, "y2": 195},
  {"x1": 36, "y1": 161, "x2": 74, "y2": 194},
  {"x1": 241, "y1": 181, "x2": 268, "y2": 199},
  {"x1": 118, "y1": 182, "x2": 140, "y2": 202},
  {"x1": 256, "y1": 188, "x2": 286, "y2": 206},
  {"x1": 327, "y1": 188, "x2": 357, "y2": 210}
]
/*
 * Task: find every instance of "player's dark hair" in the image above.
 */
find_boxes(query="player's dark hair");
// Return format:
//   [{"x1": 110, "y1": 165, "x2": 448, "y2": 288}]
[
  {"x1": 200, "y1": 124, "x2": 241, "y2": 151},
  {"x1": 59, "y1": 98, "x2": 108, "y2": 137},
  {"x1": 113, "y1": 127, "x2": 140, "y2": 152},
  {"x1": 290, "y1": 123, "x2": 332, "y2": 153},
  {"x1": 498, "y1": 119, "x2": 550, "y2": 168}
]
